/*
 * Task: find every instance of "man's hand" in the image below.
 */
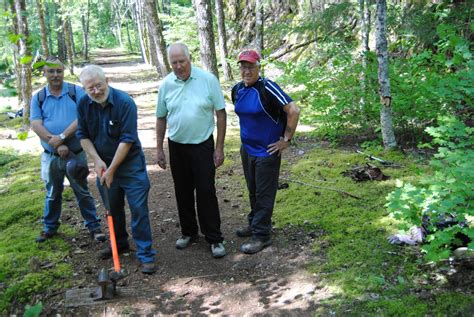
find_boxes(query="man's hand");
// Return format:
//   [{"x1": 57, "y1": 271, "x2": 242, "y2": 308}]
[
  {"x1": 94, "y1": 159, "x2": 108, "y2": 183},
  {"x1": 156, "y1": 149, "x2": 167, "y2": 169},
  {"x1": 101, "y1": 168, "x2": 115, "y2": 188},
  {"x1": 214, "y1": 148, "x2": 224, "y2": 168},
  {"x1": 57, "y1": 144, "x2": 69, "y2": 158},
  {"x1": 267, "y1": 138, "x2": 290, "y2": 156},
  {"x1": 48, "y1": 134, "x2": 63, "y2": 149}
]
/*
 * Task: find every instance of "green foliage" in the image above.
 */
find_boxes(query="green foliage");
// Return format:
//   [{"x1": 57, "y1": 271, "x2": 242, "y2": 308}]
[
  {"x1": 387, "y1": 116, "x2": 473, "y2": 261},
  {"x1": 23, "y1": 302, "x2": 43, "y2": 317},
  {"x1": 0, "y1": 149, "x2": 73, "y2": 313}
]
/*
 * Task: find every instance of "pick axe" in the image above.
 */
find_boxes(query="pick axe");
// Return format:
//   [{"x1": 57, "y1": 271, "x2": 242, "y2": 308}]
[{"x1": 91, "y1": 177, "x2": 126, "y2": 300}]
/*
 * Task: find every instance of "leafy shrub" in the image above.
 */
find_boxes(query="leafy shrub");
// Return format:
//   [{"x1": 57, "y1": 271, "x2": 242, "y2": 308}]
[{"x1": 386, "y1": 116, "x2": 474, "y2": 261}]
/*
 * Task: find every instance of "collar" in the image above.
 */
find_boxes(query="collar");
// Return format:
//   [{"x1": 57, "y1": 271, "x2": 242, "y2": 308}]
[
  {"x1": 172, "y1": 66, "x2": 196, "y2": 83},
  {"x1": 46, "y1": 82, "x2": 69, "y2": 97},
  {"x1": 245, "y1": 77, "x2": 263, "y2": 88}
]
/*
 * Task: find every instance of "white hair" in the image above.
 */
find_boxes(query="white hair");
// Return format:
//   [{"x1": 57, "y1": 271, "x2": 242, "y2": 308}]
[
  {"x1": 79, "y1": 65, "x2": 106, "y2": 83},
  {"x1": 167, "y1": 43, "x2": 191, "y2": 61}
]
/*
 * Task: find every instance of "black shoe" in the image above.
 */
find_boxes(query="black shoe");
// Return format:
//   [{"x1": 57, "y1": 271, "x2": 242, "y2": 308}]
[
  {"x1": 99, "y1": 244, "x2": 130, "y2": 260},
  {"x1": 141, "y1": 262, "x2": 156, "y2": 275},
  {"x1": 236, "y1": 226, "x2": 252, "y2": 238},
  {"x1": 90, "y1": 228, "x2": 107, "y2": 242},
  {"x1": 240, "y1": 238, "x2": 272, "y2": 254},
  {"x1": 35, "y1": 231, "x2": 58, "y2": 243}
]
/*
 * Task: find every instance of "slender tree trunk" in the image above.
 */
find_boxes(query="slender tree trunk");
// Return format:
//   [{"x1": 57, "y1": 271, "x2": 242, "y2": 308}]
[
  {"x1": 55, "y1": 6, "x2": 66, "y2": 61},
  {"x1": 359, "y1": 0, "x2": 370, "y2": 115},
  {"x1": 83, "y1": 0, "x2": 90, "y2": 60},
  {"x1": 36, "y1": 0, "x2": 49, "y2": 56},
  {"x1": 45, "y1": 1, "x2": 53, "y2": 55},
  {"x1": 134, "y1": 0, "x2": 148, "y2": 64},
  {"x1": 144, "y1": 0, "x2": 170, "y2": 77},
  {"x1": 68, "y1": 19, "x2": 75, "y2": 56},
  {"x1": 13, "y1": 0, "x2": 32, "y2": 127},
  {"x1": 375, "y1": 0, "x2": 397, "y2": 148},
  {"x1": 215, "y1": 0, "x2": 233, "y2": 81},
  {"x1": 125, "y1": 13, "x2": 133, "y2": 52},
  {"x1": 255, "y1": 0, "x2": 264, "y2": 54},
  {"x1": 63, "y1": 16, "x2": 74, "y2": 74},
  {"x1": 192, "y1": 0, "x2": 219, "y2": 78}
]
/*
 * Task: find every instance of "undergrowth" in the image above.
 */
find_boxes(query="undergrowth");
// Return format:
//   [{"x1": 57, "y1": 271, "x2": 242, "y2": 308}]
[
  {"x1": 273, "y1": 144, "x2": 473, "y2": 315},
  {"x1": 0, "y1": 149, "x2": 74, "y2": 313}
]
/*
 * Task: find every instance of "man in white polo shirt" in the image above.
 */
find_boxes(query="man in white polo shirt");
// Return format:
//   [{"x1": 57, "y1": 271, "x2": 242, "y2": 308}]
[{"x1": 156, "y1": 42, "x2": 227, "y2": 258}]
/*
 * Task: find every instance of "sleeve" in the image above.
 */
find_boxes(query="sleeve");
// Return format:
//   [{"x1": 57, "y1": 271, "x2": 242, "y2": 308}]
[
  {"x1": 264, "y1": 79, "x2": 293, "y2": 108},
  {"x1": 156, "y1": 82, "x2": 168, "y2": 118},
  {"x1": 119, "y1": 96, "x2": 138, "y2": 144},
  {"x1": 75, "y1": 95, "x2": 89, "y2": 140},
  {"x1": 75, "y1": 86, "x2": 86, "y2": 104},
  {"x1": 209, "y1": 74, "x2": 226, "y2": 111},
  {"x1": 29, "y1": 92, "x2": 42, "y2": 121}
]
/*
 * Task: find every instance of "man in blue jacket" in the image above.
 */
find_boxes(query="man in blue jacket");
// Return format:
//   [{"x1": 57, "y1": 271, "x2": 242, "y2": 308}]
[
  {"x1": 232, "y1": 50, "x2": 300, "y2": 254},
  {"x1": 30, "y1": 57, "x2": 105, "y2": 243},
  {"x1": 77, "y1": 65, "x2": 156, "y2": 274}
]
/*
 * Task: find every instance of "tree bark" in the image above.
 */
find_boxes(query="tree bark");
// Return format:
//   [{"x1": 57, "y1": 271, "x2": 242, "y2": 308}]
[
  {"x1": 255, "y1": 0, "x2": 264, "y2": 54},
  {"x1": 359, "y1": 0, "x2": 370, "y2": 114},
  {"x1": 36, "y1": 0, "x2": 49, "y2": 56},
  {"x1": 13, "y1": 0, "x2": 32, "y2": 127},
  {"x1": 144, "y1": 0, "x2": 170, "y2": 77},
  {"x1": 63, "y1": 16, "x2": 74, "y2": 74},
  {"x1": 192, "y1": 0, "x2": 219, "y2": 78},
  {"x1": 134, "y1": 0, "x2": 149, "y2": 64},
  {"x1": 81, "y1": 0, "x2": 90, "y2": 61},
  {"x1": 215, "y1": 0, "x2": 233, "y2": 81},
  {"x1": 55, "y1": 5, "x2": 66, "y2": 61},
  {"x1": 375, "y1": 0, "x2": 397, "y2": 148}
]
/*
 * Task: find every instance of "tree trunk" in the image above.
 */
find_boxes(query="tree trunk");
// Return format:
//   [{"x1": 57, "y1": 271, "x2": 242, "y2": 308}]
[
  {"x1": 45, "y1": 0, "x2": 53, "y2": 55},
  {"x1": 13, "y1": 0, "x2": 32, "y2": 127},
  {"x1": 215, "y1": 0, "x2": 233, "y2": 81},
  {"x1": 36, "y1": 0, "x2": 49, "y2": 56},
  {"x1": 55, "y1": 6, "x2": 66, "y2": 61},
  {"x1": 134, "y1": 0, "x2": 148, "y2": 64},
  {"x1": 68, "y1": 19, "x2": 76, "y2": 56},
  {"x1": 81, "y1": 0, "x2": 90, "y2": 61},
  {"x1": 255, "y1": 0, "x2": 264, "y2": 54},
  {"x1": 192, "y1": 0, "x2": 219, "y2": 78},
  {"x1": 144, "y1": 0, "x2": 170, "y2": 77},
  {"x1": 375, "y1": 0, "x2": 397, "y2": 149},
  {"x1": 359, "y1": 0, "x2": 370, "y2": 114},
  {"x1": 125, "y1": 17, "x2": 133, "y2": 52},
  {"x1": 63, "y1": 17, "x2": 74, "y2": 74}
]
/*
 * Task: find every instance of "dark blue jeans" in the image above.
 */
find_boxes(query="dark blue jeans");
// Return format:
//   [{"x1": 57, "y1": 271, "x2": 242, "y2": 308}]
[
  {"x1": 97, "y1": 153, "x2": 156, "y2": 264},
  {"x1": 240, "y1": 146, "x2": 281, "y2": 241},
  {"x1": 40, "y1": 151, "x2": 101, "y2": 233},
  {"x1": 168, "y1": 136, "x2": 223, "y2": 244}
]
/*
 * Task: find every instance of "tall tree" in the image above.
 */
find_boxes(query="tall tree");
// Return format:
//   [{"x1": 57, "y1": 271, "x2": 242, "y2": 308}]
[
  {"x1": 63, "y1": 16, "x2": 74, "y2": 74},
  {"x1": 133, "y1": 0, "x2": 149, "y2": 64},
  {"x1": 144, "y1": 0, "x2": 170, "y2": 77},
  {"x1": 81, "y1": 0, "x2": 90, "y2": 61},
  {"x1": 192, "y1": 0, "x2": 219, "y2": 78},
  {"x1": 36, "y1": 0, "x2": 49, "y2": 56},
  {"x1": 359, "y1": 0, "x2": 370, "y2": 112},
  {"x1": 55, "y1": 5, "x2": 66, "y2": 61},
  {"x1": 215, "y1": 0, "x2": 233, "y2": 81},
  {"x1": 375, "y1": 0, "x2": 397, "y2": 148},
  {"x1": 13, "y1": 0, "x2": 32, "y2": 126},
  {"x1": 255, "y1": 0, "x2": 264, "y2": 54}
]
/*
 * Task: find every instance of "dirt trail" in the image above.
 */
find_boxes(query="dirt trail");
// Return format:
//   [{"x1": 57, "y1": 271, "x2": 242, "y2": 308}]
[{"x1": 47, "y1": 49, "x2": 327, "y2": 316}]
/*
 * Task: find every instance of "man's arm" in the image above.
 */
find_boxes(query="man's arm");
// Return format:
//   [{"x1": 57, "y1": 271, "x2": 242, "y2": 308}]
[
  {"x1": 80, "y1": 138, "x2": 106, "y2": 178},
  {"x1": 104, "y1": 142, "x2": 132, "y2": 187},
  {"x1": 214, "y1": 109, "x2": 227, "y2": 168},
  {"x1": 156, "y1": 117, "x2": 167, "y2": 169},
  {"x1": 31, "y1": 119, "x2": 52, "y2": 143},
  {"x1": 267, "y1": 101, "x2": 300, "y2": 155},
  {"x1": 48, "y1": 120, "x2": 78, "y2": 149}
]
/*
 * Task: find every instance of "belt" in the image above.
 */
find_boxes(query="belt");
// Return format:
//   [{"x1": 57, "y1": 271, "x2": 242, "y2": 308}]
[{"x1": 44, "y1": 149, "x2": 83, "y2": 156}]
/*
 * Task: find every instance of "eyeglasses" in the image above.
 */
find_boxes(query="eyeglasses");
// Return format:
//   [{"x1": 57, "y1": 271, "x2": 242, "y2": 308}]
[
  {"x1": 46, "y1": 69, "x2": 64, "y2": 74},
  {"x1": 239, "y1": 64, "x2": 258, "y2": 71},
  {"x1": 86, "y1": 82, "x2": 105, "y2": 93}
]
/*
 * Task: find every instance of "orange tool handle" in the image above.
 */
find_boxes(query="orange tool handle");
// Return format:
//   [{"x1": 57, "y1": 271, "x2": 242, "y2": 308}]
[{"x1": 101, "y1": 170, "x2": 121, "y2": 273}]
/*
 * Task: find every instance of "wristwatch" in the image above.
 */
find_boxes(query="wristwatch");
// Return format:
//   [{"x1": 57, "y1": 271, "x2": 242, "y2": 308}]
[
  {"x1": 283, "y1": 136, "x2": 291, "y2": 143},
  {"x1": 59, "y1": 133, "x2": 66, "y2": 140}
]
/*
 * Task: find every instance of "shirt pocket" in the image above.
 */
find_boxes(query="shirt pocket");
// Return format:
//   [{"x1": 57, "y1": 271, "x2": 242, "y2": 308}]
[{"x1": 107, "y1": 120, "x2": 121, "y2": 139}]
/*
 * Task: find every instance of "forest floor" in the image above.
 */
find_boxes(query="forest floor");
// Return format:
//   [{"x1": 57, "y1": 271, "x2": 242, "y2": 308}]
[{"x1": 36, "y1": 49, "x2": 325, "y2": 315}]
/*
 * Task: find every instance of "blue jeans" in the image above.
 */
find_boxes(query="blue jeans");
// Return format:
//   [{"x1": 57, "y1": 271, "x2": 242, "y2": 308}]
[
  {"x1": 40, "y1": 151, "x2": 101, "y2": 233},
  {"x1": 240, "y1": 146, "x2": 281, "y2": 240},
  {"x1": 97, "y1": 153, "x2": 156, "y2": 264}
]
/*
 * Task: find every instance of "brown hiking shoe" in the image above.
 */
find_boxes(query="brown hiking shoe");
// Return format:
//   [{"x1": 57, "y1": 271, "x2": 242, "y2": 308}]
[{"x1": 35, "y1": 231, "x2": 58, "y2": 243}]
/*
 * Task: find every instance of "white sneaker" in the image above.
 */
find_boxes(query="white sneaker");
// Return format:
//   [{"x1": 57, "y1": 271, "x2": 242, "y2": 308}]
[
  {"x1": 211, "y1": 242, "x2": 226, "y2": 258},
  {"x1": 176, "y1": 235, "x2": 198, "y2": 249}
]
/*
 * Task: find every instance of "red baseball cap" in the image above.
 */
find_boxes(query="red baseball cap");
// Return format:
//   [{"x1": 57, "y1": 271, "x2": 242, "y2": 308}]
[{"x1": 238, "y1": 50, "x2": 261, "y2": 64}]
